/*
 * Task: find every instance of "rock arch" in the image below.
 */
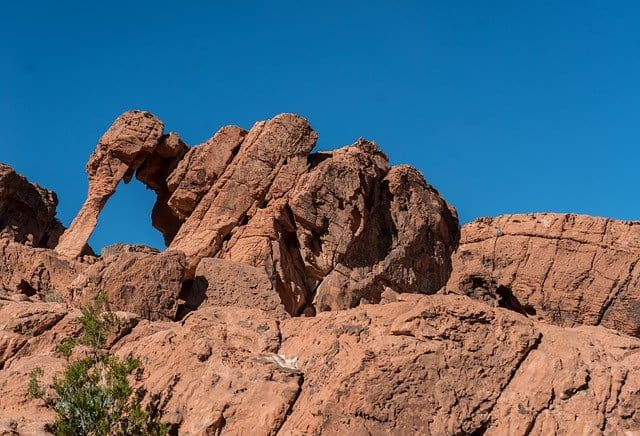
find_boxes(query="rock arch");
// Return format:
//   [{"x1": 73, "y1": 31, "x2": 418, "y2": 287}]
[
  {"x1": 56, "y1": 111, "x2": 460, "y2": 315},
  {"x1": 55, "y1": 111, "x2": 187, "y2": 257}
]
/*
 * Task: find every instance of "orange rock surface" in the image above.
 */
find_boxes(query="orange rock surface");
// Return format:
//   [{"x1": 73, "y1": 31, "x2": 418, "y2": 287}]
[{"x1": 0, "y1": 113, "x2": 638, "y2": 434}]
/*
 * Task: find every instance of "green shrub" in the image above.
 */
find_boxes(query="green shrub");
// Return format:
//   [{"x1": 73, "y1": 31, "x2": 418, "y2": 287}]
[
  {"x1": 43, "y1": 293, "x2": 64, "y2": 303},
  {"x1": 27, "y1": 367, "x2": 45, "y2": 399},
  {"x1": 29, "y1": 294, "x2": 168, "y2": 436}
]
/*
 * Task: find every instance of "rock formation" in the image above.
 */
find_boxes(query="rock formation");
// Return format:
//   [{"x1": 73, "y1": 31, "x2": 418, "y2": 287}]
[
  {"x1": 66, "y1": 249, "x2": 186, "y2": 321},
  {"x1": 0, "y1": 163, "x2": 65, "y2": 248},
  {"x1": 447, "y1": 213, "x2": 640, "y2": 337},
  {"x1": 0, "y1": 112, "x2": 638, "y2": 434},
  {"x1": 56, "y1": 111, "x2": 459, "y2": 316},
  {"x1": 1, "y1": 295, "x2": 638, "y2": 434},
  {"x1": 54, "y1": 111, "x2": 171, "y2": 257},
  {"x1": 0, "y1": 238, "x2": 84, "y2": 299}
]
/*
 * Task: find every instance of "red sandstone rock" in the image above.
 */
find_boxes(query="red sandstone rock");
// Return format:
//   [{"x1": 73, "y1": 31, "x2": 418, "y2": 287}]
[
  {"x1": 136, "y1": 132, "x2": 189, "y2": 245},
  {"x1": 67, "y1": 250, "x2": 186, "y2": 321},
  {"x1": 115, "y1": 307, "x2": 299, "y2": 434},
  {"x1": 0, "y1": 295, "x2": 637, "y2": 434},
  {"x1": 0, "y1": 238, "x2": 85, "y2": 299},
  {"x1": 166, "y1": 125, "x2": 247, "y2": 222},
  {"x1": 448, "y1": 213, "x2": 640, "y2": 337},
  {"x1": 216, "y1": 140, "x2": 459, "y2": 315},
  {"x1": 485, "y1": 322, "x2": 640, "y2": 434},
  {"x1": 0, "y1": 163, "x2": 65, "y2": 248},
  {"x1": 183, "y1": 257, "x2": 289, "y2": 319},
  {"x1": 168, "y1": 113, "x2": 319, "y2": 275},
  {"x1": 2, "y1": 112, "x2": 636, "y2": 434},
  {"x1": 55, "y1": 112, "x2": 459, "y2": 316},
  {"x1": 278, "y1": 294, "x2": 541, "y2": 434},
  {"x1": 55, "y1": 111, "x2": 165, "y2": 257}
]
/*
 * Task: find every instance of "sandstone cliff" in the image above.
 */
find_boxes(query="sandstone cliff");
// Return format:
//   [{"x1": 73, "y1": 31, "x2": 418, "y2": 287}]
[{"x1": 0, "y1": 112, "x2": 638, "y2": 435}]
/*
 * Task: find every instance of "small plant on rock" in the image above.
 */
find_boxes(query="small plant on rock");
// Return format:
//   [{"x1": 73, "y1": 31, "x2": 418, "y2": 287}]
[
  {"x1": 43, "y1": 293, "x2": 64, "y2": 303},
  {"x1": 29, "y1": 294, "x2": 168, "y2": 436}
]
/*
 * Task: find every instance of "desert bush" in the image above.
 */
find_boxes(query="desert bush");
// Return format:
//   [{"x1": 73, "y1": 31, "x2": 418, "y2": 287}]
[
  {"x1": 43, "y1": 293, "x2": 64, "y2": 303},
  {"x1": 29, "y1": 294, "x2": 168, "y2": 435}
]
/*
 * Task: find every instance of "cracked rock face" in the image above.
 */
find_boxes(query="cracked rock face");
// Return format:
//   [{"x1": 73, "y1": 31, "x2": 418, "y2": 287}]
[
  {"x1": 0, "y1": 163, "x2": 65, "y2": 248},
  {"x1": 1, "y1": 295, "x2": 638, "y2": 434},
  {"x1": 3, "y1": 113, "x2": 640, "y2": 433},
  {"x1": 485, "y1": 322, "x2": 640, "y2": 434},
  {"x1": 447, "y1": 213, "x2": 640, "y2": 337}
]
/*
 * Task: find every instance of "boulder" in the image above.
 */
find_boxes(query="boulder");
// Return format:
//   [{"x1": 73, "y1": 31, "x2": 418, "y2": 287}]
[
  {"x1": 68, "y1": 250, "x2": 186, "y2": 321},
  {"x1": 166, "y1": 125, "x2": 247, "y2": 222},
  {"x1": 216, "y1": 140, "x2": 459, "y2": 315},
  {"x1": 0, "y1": 238, "x2": 85, "y2": 299},
  {"x1": 168, "y1": 113, "x2": 319, "y2": 275},
  {"x1": 181, "y1": 257, "x2": 289, "y2": 319}
]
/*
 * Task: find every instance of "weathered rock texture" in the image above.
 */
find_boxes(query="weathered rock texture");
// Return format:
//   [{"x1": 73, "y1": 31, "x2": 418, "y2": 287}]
[
  {"x1": 166, "y1": 126, "x2": 246, "y2": 223},
  {"x1": 448, "y1": 213, "x2": 640, "y2": 337},
  {"x1": 1, "y1": 295, "x2": 638, "y2": 434},
  {"x1": 278, "y1": 294, "x2": 540, "y2": 435},
  {"x1": 0, "y1": 238, "x2": 85, "y2": 299},
  {"x1": 67, "y1": 250, "x2": 186, "y2": 321},
  {"x1": 485, "y1": 322, "x2": 640, "y2": 434},
  {"x1": 182, "y1": 258, "x2": 289, "y2": 319},
  {"x1": 57, "y1": 112, "x2": 460, "y2": 315},
  {"x1": 0, "y1": 163, "x2": 65, "y2": 248},
  {"x1": 55, "y1": 111, "x2": 168, "y2": 257},
  {"x1": 3, "y1": 114, "x2": 640, "y2": 434}
]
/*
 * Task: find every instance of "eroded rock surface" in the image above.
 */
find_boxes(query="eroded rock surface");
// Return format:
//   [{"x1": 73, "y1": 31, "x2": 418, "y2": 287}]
[
  {"x1": 168, "y1": 113, "x2": 319, "y2": 275},
  {"x1": 57, "y1": 112, "x2": 460, "y2": 315},
  {"x1": 116, "y1": 307, "x2": 299, "y2": 434},
  {"x1": 4, "y1": 112, "x2": 638, "y2": 434},
  {"x1": 0, "y1": 238, "x2": 85, "y2": 299},
  {"x1": 279, "y1": 294, "x2": 541, "y2": 435},
  {"x1": 166, "y1": 125, "x2": 247, "y2": 222},
  {"x1": 0, "y1": 163, "x2": 65, "y2": 248},
  {"x1": 55, "y1": 111, "x2": 166, "y2": 257},
  {"x1": 67, "y1": 250, "x2": 186, "y2": 321},
  {"x1": 448, "y1": 213, "x2": 640, "y2": 337},
  {"x1": 486, "y1": 322, "x2": 640, "y2": 434},
  {"x1": 182, "y1": 258, "x2": 289, "y2": 319},
  {"x1": 0, "y1": 295, "x2": 638, "y2": 434}
]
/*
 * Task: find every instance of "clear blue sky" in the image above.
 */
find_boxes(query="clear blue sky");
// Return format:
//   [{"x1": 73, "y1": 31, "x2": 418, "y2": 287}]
[{"x1": 1, "y1": 1, "x2": 638, "y2": 251}]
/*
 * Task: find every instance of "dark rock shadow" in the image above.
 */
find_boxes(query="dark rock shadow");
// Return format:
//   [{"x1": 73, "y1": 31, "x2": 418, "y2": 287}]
[{"x1": 175, "y1": 277, "x2": 208, "y2": 320}]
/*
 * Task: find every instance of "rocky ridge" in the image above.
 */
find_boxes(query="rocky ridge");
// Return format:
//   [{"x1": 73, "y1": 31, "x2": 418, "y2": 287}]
[
  {"x1": 447, "y1": 213, "x2": 640, "y2": 337},
  {"x1": 0, "y1": 112, "x2": 638, "y2": 434}
]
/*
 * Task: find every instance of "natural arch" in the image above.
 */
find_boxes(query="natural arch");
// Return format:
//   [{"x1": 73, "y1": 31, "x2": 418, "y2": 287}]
[{"x1": 55, "y1": 111, "x2": 187, "y2": 257}]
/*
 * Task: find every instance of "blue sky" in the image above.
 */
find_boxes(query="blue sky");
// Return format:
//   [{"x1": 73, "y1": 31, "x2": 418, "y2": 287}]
[{"x1": 1, "y1": 1, "x2": 638, "y2": 251}]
